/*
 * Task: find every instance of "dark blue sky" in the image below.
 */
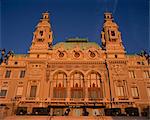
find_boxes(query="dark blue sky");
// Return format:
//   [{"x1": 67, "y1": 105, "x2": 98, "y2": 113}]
[{"x1": 0, "y1": 0, "x2": 149, "y2": 54}]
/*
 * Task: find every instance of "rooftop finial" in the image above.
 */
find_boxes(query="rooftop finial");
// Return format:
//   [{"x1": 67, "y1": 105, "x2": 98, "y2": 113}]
[
  {"x1": 104, "y1": 12, "x2": 114, "y2": 21},
  {"x1": 42, "y1": 12, "x2": 49, "y2": 20}
]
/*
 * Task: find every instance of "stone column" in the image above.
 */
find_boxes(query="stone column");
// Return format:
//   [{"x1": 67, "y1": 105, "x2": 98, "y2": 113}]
[
  {"x1": 49, "y1": 80, "x2": 53, "y2": 100},
  {"x1": 84, "y1": 77, "x2": 88, "y2": 101},
  {"x1": 66, "y1": 76, "x2": 70, "y2": 101},
  {"x1": 102, "y1": 81, "x2": 105, "y2": 99}
]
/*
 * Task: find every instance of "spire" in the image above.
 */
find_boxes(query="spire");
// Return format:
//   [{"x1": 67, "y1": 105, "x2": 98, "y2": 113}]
[{"x1": 29, "y1": 12, "x2": 53, "y2": 54}]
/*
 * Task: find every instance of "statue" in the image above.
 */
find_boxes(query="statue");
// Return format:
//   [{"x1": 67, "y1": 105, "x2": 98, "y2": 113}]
[{"x1": 0, "y1": 49, "x2": 14, "y2": 65}]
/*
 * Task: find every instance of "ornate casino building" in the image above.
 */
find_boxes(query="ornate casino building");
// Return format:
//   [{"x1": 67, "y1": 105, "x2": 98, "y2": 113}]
[{"x1": 0, "y1": 12, "x2": 149, "y2": 117}]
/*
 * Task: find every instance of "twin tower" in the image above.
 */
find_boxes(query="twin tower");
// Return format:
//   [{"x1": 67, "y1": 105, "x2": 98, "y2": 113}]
[{"x1": 29, "y1": 12, "x2": 126, "y2": 59}]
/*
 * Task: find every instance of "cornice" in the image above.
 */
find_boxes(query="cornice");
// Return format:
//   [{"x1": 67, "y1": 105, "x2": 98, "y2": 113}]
[{"x1": 47, "y1": 61, "x2": 105, "y2": 65}]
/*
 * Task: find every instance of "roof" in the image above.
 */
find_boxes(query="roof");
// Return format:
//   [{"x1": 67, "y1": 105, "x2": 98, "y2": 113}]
[
  {"x1": 53, "y1": 38, "x2": 101, "y2": 50},
  {"x1": 13, "y1": 54, "x2": 28, "y2": 58}
]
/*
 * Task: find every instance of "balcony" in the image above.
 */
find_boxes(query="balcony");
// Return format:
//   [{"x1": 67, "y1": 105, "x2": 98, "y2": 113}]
[
  {"x1": 25, "y1": 97, "x2": 36, "y2": 100},
  {"x1": 70, "y1": 98, "x2": 85, "y2": 102},
  {"x1": 46, "y1": 98, "x2": 106, "y2": 102},
  {"x1": 88, "y1": 98, "x2": 104, "y2": 102},
  {"x1": 51, "y1": 98, "x2": 66, "y2": 102}
]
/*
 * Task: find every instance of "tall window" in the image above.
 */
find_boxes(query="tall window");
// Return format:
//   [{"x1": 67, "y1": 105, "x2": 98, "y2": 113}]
[
  {"x1": 129, "y1": 71, "x2": 135, "y2": 78},
  {"x1": 71, "y1": 72, "x2": 84, "y2": 87},
  {"x1": 87, "y1": 72, "x2": 102, "y2": 99},
  {"x1": 71, "y1": 72, "x2": 84, "y2": 98},
  {"x1": 16, "y1": 86, "x2": 23, "y2": 96},
  {"x1": 87, "y1": 72, "x2": 101, "y2": 87},
  {"x1": 144, "y1": 71, "x2": 150, "y2": 78},
  {"x1": 89, "y1": 90, "x2": 100, "y2": 99},
  {"x1": 131, "y1": 87, "x2": 139, "y2": 98},
  {"x1": 0, "y1": 89, "x2": 7, "y2": 97},
  {"x1": 20, "y1": 70, "x2": 26, "y2": 78},
  {"x1": 147, "y1": 87, "x2": 150, "y2": 98},
  {"x1": 30, "y1": 86, "x2": 37, "y2": 97},
  {"x1": 5, "y1": 70, "x2": 11, "y2": 78},
  {"x1": 53, "y1": 72, "x2": 67, "y2": 98},
  {"x1": 116, "y1": 86, "x2": 124, "y2": 97},
  {"x1": 71, "y1": 90, "x2": 83, "y2": 98}
]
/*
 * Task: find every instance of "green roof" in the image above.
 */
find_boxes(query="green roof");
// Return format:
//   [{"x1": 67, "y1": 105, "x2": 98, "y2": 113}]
[
  {"x1": 53, "y1": 38, "x2": 101, "y2": 50},
  {"x1": 66, "y1": 38, "x2": 88, "y2": 43},
  {"x1": 14, "y1": 54, "x2": 28, "y2": 58}
]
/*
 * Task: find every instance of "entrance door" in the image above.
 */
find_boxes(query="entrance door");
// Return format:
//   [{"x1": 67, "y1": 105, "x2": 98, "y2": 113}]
[{"x1": 74, "y1": 109, "x2": 81, "y2": 116}]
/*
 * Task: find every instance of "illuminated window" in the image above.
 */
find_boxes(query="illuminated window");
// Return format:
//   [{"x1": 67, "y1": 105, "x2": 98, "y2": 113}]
[
  {"x1": 131, "y1": 87, "x2": 139, "y2": 98},
  {"x1": 5, "y1": 70, "x2": 11, "y2": 78}
]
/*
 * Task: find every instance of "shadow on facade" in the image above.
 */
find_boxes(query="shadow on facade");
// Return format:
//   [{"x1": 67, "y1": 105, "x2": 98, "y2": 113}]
[{"x1": 14, "y1": 106, "x2": 150, "y2": 118}]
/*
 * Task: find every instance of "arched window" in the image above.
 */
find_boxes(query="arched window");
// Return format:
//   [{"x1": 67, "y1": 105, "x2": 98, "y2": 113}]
[
  {"x1": 53, "y1": 72, "x2": 67, "y2": 87},
  {"x1": 70, "y1": 71, "x2": 84, "y2": 88},
  {"x1": 87, "y1": 72, "x2": 101, "y2": 87},
  {"x1": 75, "y1": 83, "x2": 78, "y2": 88},
  {"x1": 87, "y1": 72, "x2": 103, "y2": 99},
  {"x1": 70, "y1": 71, "x2": 84, "y2": 98},
  {"x1": 92, "y1": 83, "x2": 95, "y2": 87},
  {"x1": 53, "y1": 71, "x2": 67, "y2": 98}
]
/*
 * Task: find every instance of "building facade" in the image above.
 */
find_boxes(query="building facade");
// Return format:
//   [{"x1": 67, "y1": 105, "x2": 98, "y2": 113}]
[{"x1": 0, "y1": 12, "x2": 149, "y2": 117}]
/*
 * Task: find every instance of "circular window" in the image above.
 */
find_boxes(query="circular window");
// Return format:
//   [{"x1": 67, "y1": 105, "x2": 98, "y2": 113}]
[
  {"x1": 90, "y1": 52, "x2": 96, "y2": 58},
  {"x1": 59, "y1": 52, "x2": 64, "y2": 58},
  {"x1": 74, "y1": 52, "x2": 80, "y2": 58}
]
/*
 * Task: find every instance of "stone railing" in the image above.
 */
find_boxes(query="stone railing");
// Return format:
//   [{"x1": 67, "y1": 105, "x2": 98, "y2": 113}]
[
  {"x1": 25, "y1": 97, "x2": 36, "y2": 100},
  {"x1": 88, "y1": 98, "x2": 104, "y2": 101},
  {"x1": 51, "y1": 98, "x2": 66, "y2": 101},
  {"x1": 70, "y1": 98, "x2": 85, "y2": 102}
]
